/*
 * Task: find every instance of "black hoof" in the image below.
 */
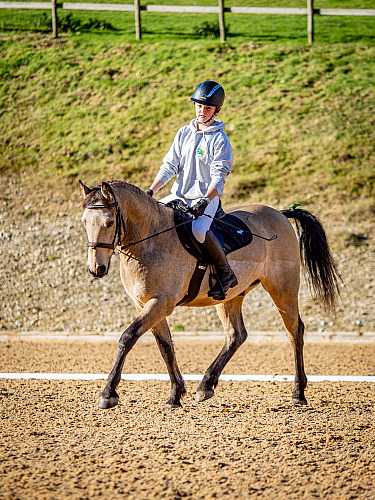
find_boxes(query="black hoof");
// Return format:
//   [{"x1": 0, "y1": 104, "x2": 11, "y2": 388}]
[
  {"x1": 292, "y1": 397, "x2": 307, "y2": 406},
  {"x1": 196, "y1": 389, "x2": 214, "y2": 402},
  {"x1": 163, "y1": 402, "x2": 182, "y2": 410},
  {"x1": 98, "y1": 395, "x2": 119, "y2": 409}
]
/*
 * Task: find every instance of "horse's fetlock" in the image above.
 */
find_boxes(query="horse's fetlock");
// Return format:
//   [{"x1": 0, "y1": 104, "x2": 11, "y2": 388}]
[
  {"x1": 292, "y1": 382, "x2": 307, "y2": 405},
  {"x1": 176, "y1": 379, "x2": 185, "y2": 391},
  {"x1": 171, "y1": 381, "x2": 185, "y2": 399},
  {"x1": 101, "y1": 387, "x2": 118, "y2": 399}
]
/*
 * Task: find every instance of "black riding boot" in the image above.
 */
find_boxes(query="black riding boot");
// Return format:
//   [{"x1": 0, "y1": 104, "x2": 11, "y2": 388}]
[{"x1": 201, "y1": 230, "x2": 238, "y2": 300}]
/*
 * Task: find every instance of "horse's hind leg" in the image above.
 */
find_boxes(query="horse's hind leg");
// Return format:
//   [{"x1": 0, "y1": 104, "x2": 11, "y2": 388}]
[
  {"x1": 262, "y1": 278, "x2": 307, "y2": 405},
  {"x1": 196, "y1": 295, "x2": 247, "y2": 402},
  {"x1": 152, "y1": 319, "x2": 186, "y2": 410}
]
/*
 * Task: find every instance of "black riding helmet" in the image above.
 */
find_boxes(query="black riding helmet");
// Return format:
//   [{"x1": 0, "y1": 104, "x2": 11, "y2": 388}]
[{"x1": 191, "y1": 81, "x2": 225, "y2": 108}]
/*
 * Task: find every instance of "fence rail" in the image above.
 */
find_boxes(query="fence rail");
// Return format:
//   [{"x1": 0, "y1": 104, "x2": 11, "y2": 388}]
[{"x1": 1, "y1": 1, "x2": 374, "y2": 42}]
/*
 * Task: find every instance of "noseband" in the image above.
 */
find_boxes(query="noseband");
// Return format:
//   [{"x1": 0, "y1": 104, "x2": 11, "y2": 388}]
[{"x1": 85, "y1": 191, "x2": 126, "y2": 251}]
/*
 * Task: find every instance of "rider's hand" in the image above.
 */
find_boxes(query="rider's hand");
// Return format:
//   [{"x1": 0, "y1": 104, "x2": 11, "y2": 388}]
[
  {"x1": 145, "y1": 189, "x2": 154, "y2": 197},
  {"x1": 190, "y1": 198, "x2": 208, "y2": 218}
]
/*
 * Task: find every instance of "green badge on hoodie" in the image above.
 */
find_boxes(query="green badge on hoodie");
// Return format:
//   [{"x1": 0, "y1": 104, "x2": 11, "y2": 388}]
[{"x1": 196, "y1": 146, "x2": 205, "y2": 157}]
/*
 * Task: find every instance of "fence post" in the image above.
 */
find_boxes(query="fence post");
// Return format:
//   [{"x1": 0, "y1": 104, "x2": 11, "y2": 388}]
[
  {"x1": 51, "y1": 0, "x2": 58, "y2": 38},
  {"x1": 135, "y1": 0, "x2": 141, "y2": 40},
  {"x1": 218, "y1": 0, "x2": 226, "y2": 42},
  {"x1": 307, "y1": 0, "x2": 314, "y2": 43}
]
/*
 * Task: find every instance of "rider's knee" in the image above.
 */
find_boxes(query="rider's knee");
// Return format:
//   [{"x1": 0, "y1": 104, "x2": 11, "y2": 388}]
[{"x1": 192, "y1": 226, "x2": 207, "y2": 244}]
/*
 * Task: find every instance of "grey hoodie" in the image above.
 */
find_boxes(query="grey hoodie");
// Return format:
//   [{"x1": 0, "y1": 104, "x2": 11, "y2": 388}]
[{"x1": 156, "y1": 118, "x2": 233, "y2": 200}]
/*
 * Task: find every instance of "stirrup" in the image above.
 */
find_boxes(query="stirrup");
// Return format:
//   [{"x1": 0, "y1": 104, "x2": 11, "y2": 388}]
[
  {"x1": 208, "y1": 273, "x2": 225, "y2": 300},
  {"x1": 208, "y1": 272, "x2": 238, "y2": 301}
]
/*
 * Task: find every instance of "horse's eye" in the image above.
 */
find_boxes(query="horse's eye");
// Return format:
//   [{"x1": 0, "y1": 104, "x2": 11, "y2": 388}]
[{"x1": 108, "y1": 221, "x2": 114, "y2": 227}]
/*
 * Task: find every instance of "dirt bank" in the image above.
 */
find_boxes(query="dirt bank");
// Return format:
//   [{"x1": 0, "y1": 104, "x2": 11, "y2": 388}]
[{"x1": 1, "y1": 208, "x2": 374, "y2": 335}]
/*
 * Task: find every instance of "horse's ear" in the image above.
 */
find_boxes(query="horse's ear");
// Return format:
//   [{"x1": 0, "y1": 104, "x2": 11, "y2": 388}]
[
  {"x1": 101, "y1": 182, "x2": 114, "y2": 202},
  {"x1": 79, "y1": 180, "x2": 92, "y2": 200}
]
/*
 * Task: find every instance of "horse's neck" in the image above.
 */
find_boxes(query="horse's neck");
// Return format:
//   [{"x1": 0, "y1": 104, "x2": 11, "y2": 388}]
[{"x1": 118, "y1": 185, "x2": 173, "y2": 244}]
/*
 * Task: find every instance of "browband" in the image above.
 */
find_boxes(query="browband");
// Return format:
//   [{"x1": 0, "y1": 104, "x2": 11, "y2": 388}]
[{"x1": 86, "y1": 202, "x2": 118, "y2": 210}]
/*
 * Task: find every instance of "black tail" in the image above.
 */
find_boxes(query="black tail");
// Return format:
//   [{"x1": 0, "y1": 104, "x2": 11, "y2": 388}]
[{"x1": 281, "y1": 208, "x2": 341, "y2": 315}]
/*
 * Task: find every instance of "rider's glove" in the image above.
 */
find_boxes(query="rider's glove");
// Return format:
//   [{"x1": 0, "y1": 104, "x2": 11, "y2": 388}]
[
  {"x1": 190, "y1": 198, "x2": 209, "y2": 218},
  {"x1": 145, "y1": 189, "x2": 154, "y2": 197}
]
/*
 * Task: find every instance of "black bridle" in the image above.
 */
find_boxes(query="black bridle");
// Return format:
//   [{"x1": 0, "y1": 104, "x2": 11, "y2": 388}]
[{"x1": 85, "y1": 197, "x2": 126, "y2": 251}]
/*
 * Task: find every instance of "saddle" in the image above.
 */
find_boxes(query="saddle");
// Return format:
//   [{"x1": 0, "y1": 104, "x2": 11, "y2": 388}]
[{"x1": 166, "y1": 200, "x2": 253, "y2": 305}]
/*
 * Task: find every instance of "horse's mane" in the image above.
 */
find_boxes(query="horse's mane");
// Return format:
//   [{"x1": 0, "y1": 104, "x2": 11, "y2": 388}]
[{"x1": 83, "y1": 180, "x2": 168, "y2": 217}]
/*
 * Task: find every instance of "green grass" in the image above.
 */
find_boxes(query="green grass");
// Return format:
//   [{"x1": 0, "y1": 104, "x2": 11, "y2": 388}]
[
  {"x1": 0, "y1": 9, "x2": 374, "y2": 228},
  {"x1": 0, "y1": 5, "x2": 374, "y2": 43}
]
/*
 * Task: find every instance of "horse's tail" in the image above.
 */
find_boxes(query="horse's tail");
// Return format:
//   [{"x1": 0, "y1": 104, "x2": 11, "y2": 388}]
[{"x1": 280, "y1": 208, "x2": 341, "y2": 315}]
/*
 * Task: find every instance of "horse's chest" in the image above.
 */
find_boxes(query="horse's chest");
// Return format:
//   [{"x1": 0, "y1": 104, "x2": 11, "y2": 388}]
[{"x1": 120, "y1": 261, "x2": 145, "y2": 292}]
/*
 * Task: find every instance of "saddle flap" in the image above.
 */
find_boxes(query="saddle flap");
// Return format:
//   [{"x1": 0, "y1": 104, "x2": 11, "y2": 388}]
[{"x1": 168, "y1": 199, "x2": 253, "y2": 261}]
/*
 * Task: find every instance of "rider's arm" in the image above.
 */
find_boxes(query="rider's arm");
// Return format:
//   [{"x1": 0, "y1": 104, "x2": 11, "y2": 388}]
[
  {"x1": 203, "y1": 187, "x2": 218, "y2": 203},
  {"x1": 149, "y1": 179, "x2": 164, "y2": 194},
  {"x1": 209, "y1": 132, "x2": 233, "y2": 196}
]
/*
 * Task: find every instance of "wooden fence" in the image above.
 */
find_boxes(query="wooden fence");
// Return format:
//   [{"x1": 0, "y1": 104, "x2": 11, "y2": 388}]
[{"x1": 1, "y1": 0, "x2": 374, "y2": 43}]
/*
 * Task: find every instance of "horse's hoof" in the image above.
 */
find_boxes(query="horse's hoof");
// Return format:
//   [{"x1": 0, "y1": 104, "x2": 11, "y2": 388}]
[
  {"x1": 163, "y1": 402, "x2": 182, "y2": 410},
  {"x1": 196, "y1": 389, "x2": 214, "y2": 402},
  {"x1": 98, "y1": 395, "x2": 119, "y2": 409},
  {"x1": 292, "y1": 397, "x2": 307, "y2": 406}
]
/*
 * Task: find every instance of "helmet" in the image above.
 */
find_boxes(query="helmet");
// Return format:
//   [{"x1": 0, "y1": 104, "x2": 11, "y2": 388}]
[{"x1": 191, "y1": 81, "x2": 225, "y2": 108}]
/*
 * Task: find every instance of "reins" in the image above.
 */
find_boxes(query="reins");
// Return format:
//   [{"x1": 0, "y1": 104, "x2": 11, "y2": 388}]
[
  {"x1": 155, "y1": 201, "x2": 277, "y2": 242},
  {"x1": 86, "y1": 190, "x2": 276, "y2": 254},
  {"x1": 119, "y1": 201, "x2": 276, "y2": 253},
  {"x1": 118, "y1": 218, "x2": 193, "y2": 252}
]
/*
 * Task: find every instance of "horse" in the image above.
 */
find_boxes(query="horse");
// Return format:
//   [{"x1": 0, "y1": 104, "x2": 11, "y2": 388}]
[{"x1": 79, "y1": 180, "x2": 340, "y2": 410}]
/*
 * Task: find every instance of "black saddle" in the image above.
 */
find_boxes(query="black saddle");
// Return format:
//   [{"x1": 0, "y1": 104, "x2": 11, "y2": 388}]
[{"x1": 165, "y1": 199, "x2": 253, "y2": 305}]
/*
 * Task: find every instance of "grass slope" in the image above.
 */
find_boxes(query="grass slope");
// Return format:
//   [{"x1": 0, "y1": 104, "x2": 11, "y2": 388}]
[{"x1": 1, "y1": 32, "x2": 374, "y2": 203}]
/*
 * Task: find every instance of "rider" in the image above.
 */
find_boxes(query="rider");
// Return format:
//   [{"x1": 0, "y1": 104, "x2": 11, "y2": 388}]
[{"x1": 146, "y1": 80, "x2": 238, "y2": 299}]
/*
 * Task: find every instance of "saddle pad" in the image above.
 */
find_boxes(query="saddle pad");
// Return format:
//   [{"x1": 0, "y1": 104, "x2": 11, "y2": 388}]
[{"x1": 168, "y1": 200, "x2": 253, "y2": 263}]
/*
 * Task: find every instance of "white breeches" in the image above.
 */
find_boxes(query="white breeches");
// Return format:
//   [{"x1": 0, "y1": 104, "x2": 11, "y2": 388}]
[{"x1": 158, "y1": 194, "x2": 219, "y2": 243}]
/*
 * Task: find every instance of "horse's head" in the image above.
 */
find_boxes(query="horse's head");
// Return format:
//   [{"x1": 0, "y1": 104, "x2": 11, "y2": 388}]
[{"x1": 80, "y1": 180, "x2": 121, "y2": 278}]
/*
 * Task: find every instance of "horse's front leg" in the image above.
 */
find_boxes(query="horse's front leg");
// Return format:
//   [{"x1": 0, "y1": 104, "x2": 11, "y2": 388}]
[
  {"x1": 152, "y1": 319, "x2": 186, "y2": 409},
  {"x1": 98, "y1": 297, "x2": 173, "y2": 409}
]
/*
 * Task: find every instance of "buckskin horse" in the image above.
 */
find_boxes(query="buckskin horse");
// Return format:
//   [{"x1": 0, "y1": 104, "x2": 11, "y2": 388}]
[{"x1": 79, "y1": 180, "x2": 340, "y2": 409}]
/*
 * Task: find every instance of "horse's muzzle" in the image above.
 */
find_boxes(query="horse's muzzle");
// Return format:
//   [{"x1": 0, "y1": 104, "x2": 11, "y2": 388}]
[{"x1": 88, "y1": 265, "x2": 108, "y2": 278}]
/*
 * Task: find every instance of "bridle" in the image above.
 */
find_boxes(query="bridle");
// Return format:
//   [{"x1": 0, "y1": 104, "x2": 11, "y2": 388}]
[{"x1": 85, "y1": 193, "x2": 126, "y2": 251}]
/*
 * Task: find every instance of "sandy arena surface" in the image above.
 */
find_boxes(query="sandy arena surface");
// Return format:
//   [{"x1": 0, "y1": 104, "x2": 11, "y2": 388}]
[{"x1": 1, "y1": 341, "x2": 374, "y2": 499}]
